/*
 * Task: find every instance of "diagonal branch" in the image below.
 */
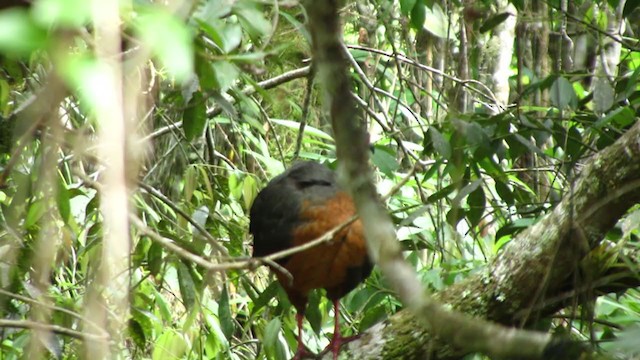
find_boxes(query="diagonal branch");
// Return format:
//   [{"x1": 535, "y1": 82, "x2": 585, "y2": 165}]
[
  {"x1": 302, "y1": 0, "x2": 593, "y2": 359},
  {"x1": 372, "y1": 120, "x2": 640, "y2": 360}
]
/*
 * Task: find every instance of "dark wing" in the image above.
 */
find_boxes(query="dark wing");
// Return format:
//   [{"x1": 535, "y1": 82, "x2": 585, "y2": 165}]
[{"x1": 249, "y1": 161, "x2": 339, "y2": 260}]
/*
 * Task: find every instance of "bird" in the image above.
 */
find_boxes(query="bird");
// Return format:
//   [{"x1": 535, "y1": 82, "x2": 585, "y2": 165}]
[{"x1": 250, "y1": 161, "x2": 372, "y2": 360}]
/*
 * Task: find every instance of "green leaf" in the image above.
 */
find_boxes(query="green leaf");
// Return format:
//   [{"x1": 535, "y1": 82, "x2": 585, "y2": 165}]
[
  {"x1": 550, "y1": 76, "x2": 577, "y2": 110},
  {"x1": 183, "y1": 91, "x2": 207, "y2": 141},
  {"x1": 513, "y1": 134, "x2": 545, "y2": 156},
  {"x1": 253, "y1": 281, "x2": 279, "y2": 313},
  {"x1": 495, "y1": 217, "x2": 537, "y2": 246},
  {"x1": 131, "y1": 308, "x2": 158, "y2": 340},
  {"x1": 346, "y1": 287, "x2": 375, "y2": 312},
  {"x1": 479, "y1": 12, "x2": 511, "y2": 33},
  {"x1": 218, "y1": 22, "x2": 242, "y2": 53},
  {"x1": 478, "y1": 158, "x2": 504, "y2": 178},
  {"x1": 511, "y1": 0, "x2": 525, "y2": 10},
  {"x1": 371, "y1": 146, "x2": 399, "y2": 177},
  {"x1": 467, "y1": 187, "x2": 485, "y2": 228},
  {"x1": 184, "y1": 165, "x2": 197, "y2": 204},
  {"x1": 495, "y1": 180, "x2": 514, "y2": 206},
  {"x1": 594, "y1": 79, "x2": 615, "y2": 114},
  {"x1": 359, "y1": 305, "x2": 387, "y2": 331},
  {"x1": 147, "y1": 241, "x2": 163, "y2": 276},
  {"x1": 614, "y1": 326, "x2": 640, "y2": 352},
  {"x1": 620, "y1": 66, "x2": 640, "y2": 99},
  {"x1": 193, "y1": 0, "x2": 233, "y2": 21},
  {"x1": 429, "y1": 127, "x2": 451, "y2": 159},
  {"x1": 565, "y1": 126, "x2": 583, "y2": 160},
  {"x1": 135, "y1": 9, "x2": 194, "y2": 82},
  {"x1": 452, "y1": 179, "x2": 482, "y2": 206},
  {"x1": 263, "y1": 317, "x2": 282, "y2": 358},
  {"x1": 191, "y1": 206, "x2": 209, "y2": 235},
  {"x1": 32, "y1": 0, "x2": 90, "y2": 28},
  {"x1": 228, "y1": 171, "x2": 243, "y2": 200},
  {"x1": 611, "y1": 107, "x2": 636, "y2": 128},
  {"x1": 446, "y1": 208, "x2": 466, "y2": 226},
  {"x1": 249, "y1": 153, "x2": 285, "y2": 176},
  {"x1": 457, "y1": 121, "x2": 490, "y2": 150},
  {"x1": 25, "y1": 200, "x2": 45, "y2": 229},
  {"x1": 176, "y1": 261, "x2": 196, "y2": 310},
  {"x1": 306, "y1": 292, "x2": 322, "y2": 334},
  {"x1": 195, "y1": 51, "x2": 217, "y2": 89},
  {"x1": 410, "y1": 2, "x2": 426, "y2": 30},
  {"x1": 219, "y1": 286, "x2": 235, "y2": 340},
  {"x1": 153, "y1": 287, "x2": 172, "y2": 322},
  {"x1": 211, "y1": 61, "x2": 239, "y2": 92},
  {"x1": 241, "y1": 277, "x2": 259, "y2": 301},
  {"x1": 400, "y1": 0, "x2": 418, "y2": 15},
  {"x1": 204, "y1": 311, "x2": 230, "y2": 350},
  {"x1": 423, "y1": 3, "x2": 449, "y2": 39},
  {"x1": 427, "y1": 183, "x2": 457, "y2": 202},
  {"x1": 271, "y1": 119, "x2": 334, "y2": 141},
  {"x1": 520, "y1": 75, "x2": 558, "y2": 99},
  {"x1": 0, "y1": 78, "x2": 11, "y2": 113},
  {"x1": 57, "y1": 177, "x2": 70, "y2": 223},
  {"x1": 153, "y1": 329, "x2": 188, "y2": 360},
  {"x1": 204, "y1": 331, "x2": 223, "y2": 357},
  {"x1": 242, "y1": 176, "x2": 258, "y2": 211},
  {"x1": 0, "y1": 9, "x2": 48, "y2": 55},
  {"x1": 233, "y1": 1, "x2": 271, "y2": 42},
  {"x1": 128, "y1": 318, "x2": 147, "y2": 350},
  {"x1": 422, "y1": 268, "x2": 445, "y2": 291},
  {"x1": 196, "y1": 20, "x2": 242, "y2": 54}
]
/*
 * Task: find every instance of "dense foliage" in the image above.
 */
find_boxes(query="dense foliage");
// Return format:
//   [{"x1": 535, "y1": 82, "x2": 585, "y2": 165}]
[{"x1": 0, "y1": 0, "x2": 639, "y2": 359}]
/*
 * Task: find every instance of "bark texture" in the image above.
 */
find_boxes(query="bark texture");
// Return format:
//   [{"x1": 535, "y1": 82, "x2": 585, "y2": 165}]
[{"x1": 339, "y1": 120, "x2": 640, "y2": 359}]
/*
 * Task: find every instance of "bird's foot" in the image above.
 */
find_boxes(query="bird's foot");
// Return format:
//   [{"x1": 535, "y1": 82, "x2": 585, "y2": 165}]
[{"x1": 291, "y1": 346, "x2": 316, "y2": 360}]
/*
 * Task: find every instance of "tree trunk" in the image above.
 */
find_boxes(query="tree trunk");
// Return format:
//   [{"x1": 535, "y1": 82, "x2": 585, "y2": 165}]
[{"x1": 337, "y1": 119, "x2": 640, "y2": 359}]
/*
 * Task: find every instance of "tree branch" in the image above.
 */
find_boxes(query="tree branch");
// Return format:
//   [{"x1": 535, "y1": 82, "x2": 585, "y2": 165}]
[
  {"x1": 346, "y1": 117, "x2": 640, "y2": 360},
  {"x1": 302, "y1": 0, "x2": 591, "y2": 359}
]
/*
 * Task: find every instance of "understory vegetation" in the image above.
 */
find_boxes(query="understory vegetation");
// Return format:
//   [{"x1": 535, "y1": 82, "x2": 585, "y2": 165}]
[{"x1": 0, "y1": 0, "x2": 639, "y2": 359}]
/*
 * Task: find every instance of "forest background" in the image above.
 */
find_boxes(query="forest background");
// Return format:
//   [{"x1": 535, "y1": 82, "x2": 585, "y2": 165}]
[{"x1": 0, "y1": 0, "x2": 640, "y2": 359}]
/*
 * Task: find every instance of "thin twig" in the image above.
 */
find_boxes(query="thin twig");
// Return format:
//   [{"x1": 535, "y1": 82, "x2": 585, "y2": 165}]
[
  {"x1": 0, "y1": 289, "x2": 108, "y2": 338},
  {"x1": 0, "y1": 319, "x2": 109, "y2": 342},
  {"x1": 293, "y1": 74, "x2": 314, "y2": 161},
  {"x1": 347, "y1": 44, "x2": 500, "y2": 106},
  {"x1": 138, "y1": 181, "x2": 229, "y2": 255},
  {"x1": 146, "y1": 66, "x2": 312, "y2": 140},
  {"x1": 131, "y1": 212, "x2": 356, "y2": 273}
]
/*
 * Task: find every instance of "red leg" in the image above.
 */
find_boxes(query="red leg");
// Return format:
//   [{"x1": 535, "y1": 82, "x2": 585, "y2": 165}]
[
  {"x1": 320, "y1": 299, "x2": 361, "y2": 359},
  {"x1": 331, "y1": 299, "x2": 343, "y2": 359},
  {"x1": 292, "y1": 312, "x2": 313, "y2": 360}
]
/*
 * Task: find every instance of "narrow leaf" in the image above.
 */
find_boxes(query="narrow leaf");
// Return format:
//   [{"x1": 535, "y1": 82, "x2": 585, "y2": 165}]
[
  {"x1": 495, "y1": 180, "x2": 514, "y2": 206},
  {"x1": 183, "y1": 91, "x2": 207, "y2": 141},
  {"x1": 263, "y1": 317, "x2": 282, "y2": 358},
  {"x1": 219, "y1": 286, "x2": 235, "y2": 339},
  {"x1": 400, "y1": 0, "x2": 418, "y2": 15},
  {"x1": 176, "y1": 261, "x2": 196, "y2": 310},
  {"x1": 479, "y1": 12, "x2": 511, "y2": 33},
  {"x1": 57, "y1": 177, "x2": 71, "y2": 223},
  {"x1": 467, "y1": 187, "x2": 486, "y2": 228},
  {"x1": 550, "y1": 77, "x2": 577, "y2": 110},
  {"x1": 429, "y1": 127, "x2": 451, "y2": 159}
]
